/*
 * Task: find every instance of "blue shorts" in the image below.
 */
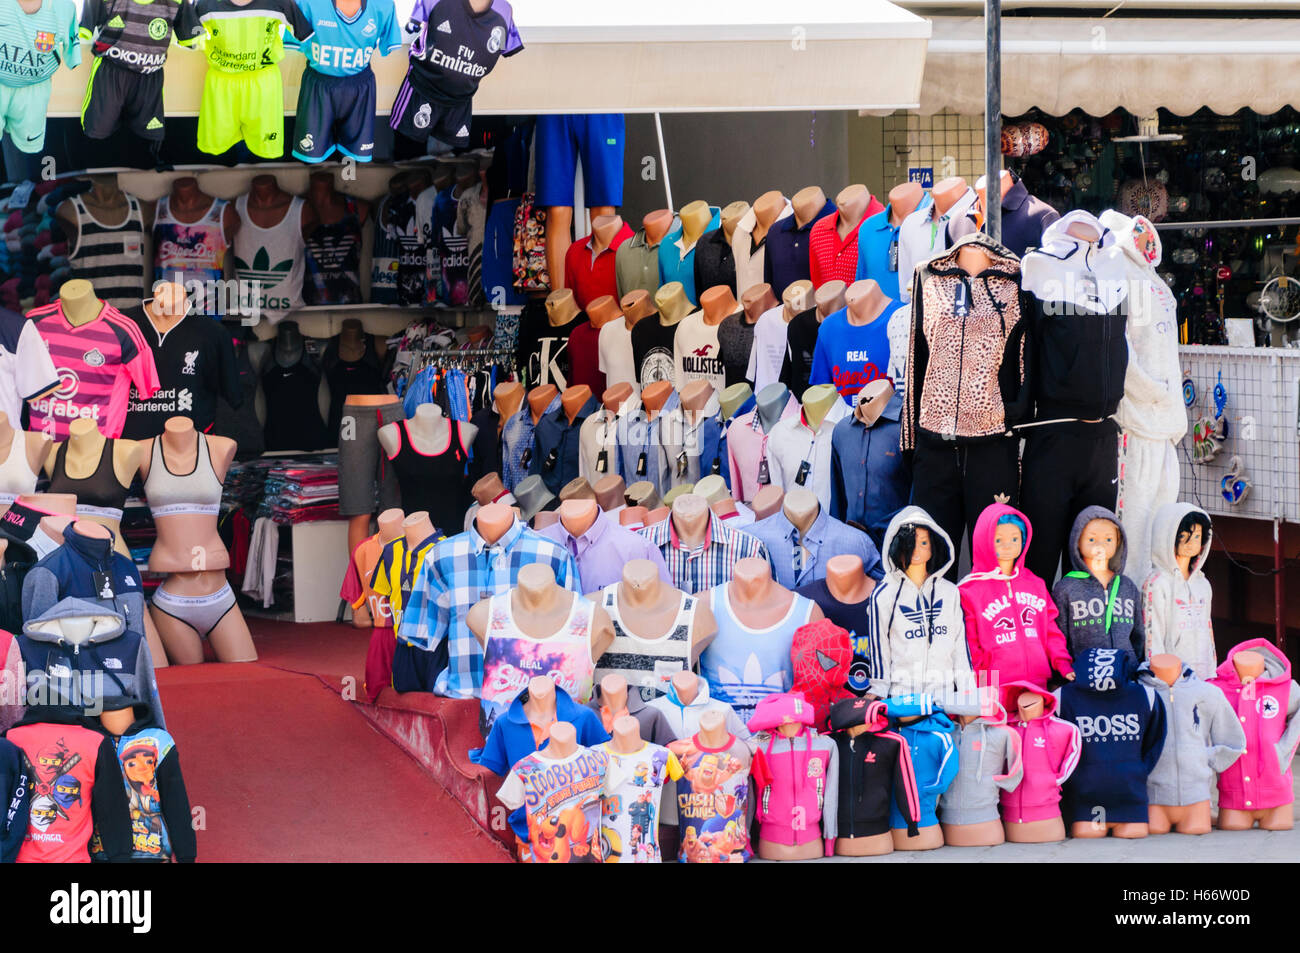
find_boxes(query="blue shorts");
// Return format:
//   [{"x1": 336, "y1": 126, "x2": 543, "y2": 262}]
[
  {"x1": 482, "y1": 197, "x2": 523, "y2": 306},
  {"x1": 293, "y1": 66, "x2": 377, "y2": 163},
  {"x1": 535, "y1": 113, "x2": 625, "y2": 208},
  {"x1": 390, "y1": 638, "x2": 446, "y2": 693}
]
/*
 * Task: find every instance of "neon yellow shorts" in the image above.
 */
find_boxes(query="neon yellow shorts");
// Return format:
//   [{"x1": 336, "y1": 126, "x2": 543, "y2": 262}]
[
  {"x1": 0, "y1": 80, "x2": 53, "y2": 153},
  {"x1": 197, "y1": 66, "x2": 285, "y2": 159}
]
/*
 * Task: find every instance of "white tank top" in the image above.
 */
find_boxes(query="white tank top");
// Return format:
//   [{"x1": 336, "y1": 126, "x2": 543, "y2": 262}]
[
  {"x1": 595, "y1": 583, "x2": 696, "y2": 702},
  {"x1": 480, "y1": 591, "x2": 595, "y2": 731},
  {"x1": 233, "y1": 194, "x2": 306, "y2": 325},
  {"x1": 0, "y1": 432, "x2": 37, "y2": 505}
]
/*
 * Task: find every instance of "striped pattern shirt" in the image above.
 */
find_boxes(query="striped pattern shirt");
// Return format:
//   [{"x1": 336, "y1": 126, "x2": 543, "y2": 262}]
[
  {"x1": 397, "y1": 518, "x2": 580, "y2": 699},
  {"x1": 638, "y1": 511, "x2": 769, "y2": 596},
  {"x1": 594, "y1": 583, "x2": 696, "y2": 702},
  {"x1": 26, "y1": 301, "x2": 160, "y2": 440},
  {"x1": 67, "y1": 195, "x2": 145, "y2": 311}
]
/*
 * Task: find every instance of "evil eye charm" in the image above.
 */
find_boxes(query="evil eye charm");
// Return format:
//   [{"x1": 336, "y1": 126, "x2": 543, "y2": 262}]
[
  {"x1": 1221, "y1": 456, "x2": 1251, "y2": 505},
  {"x1": 1183, "y1": 377, "x2": 1196, "y2": 406},
  {"x1": 1214, "y1": 371, "x2": 1228, "y2": 418}
]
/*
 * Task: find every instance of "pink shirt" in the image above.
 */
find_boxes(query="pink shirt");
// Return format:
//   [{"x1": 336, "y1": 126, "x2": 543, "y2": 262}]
[{"x1": 724, "y1": 401, "x2": 797, "y2": 503}]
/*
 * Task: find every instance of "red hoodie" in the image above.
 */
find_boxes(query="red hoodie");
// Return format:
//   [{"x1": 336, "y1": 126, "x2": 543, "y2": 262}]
[
  {"x1": 999, "y1": 681, "x2": 1082, "y2": 823},
  {"x1": 958, "y1": 503, "x2": 1074, "y2": 691}
]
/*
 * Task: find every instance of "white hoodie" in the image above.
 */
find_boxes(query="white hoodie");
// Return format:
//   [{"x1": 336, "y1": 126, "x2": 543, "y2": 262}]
[
  {"x1": 1098, "y1": 210, "x2": 1188, "y2": 442},
  {"x1": 867, "y1": 506, "x2": 975, "y2": 703},
  {"x1": 730, "y1": 200, "x2": 793, "y2": 298},
  {"x1": 1143, "y1": 502, "x2": 1216, "y2": 680}
]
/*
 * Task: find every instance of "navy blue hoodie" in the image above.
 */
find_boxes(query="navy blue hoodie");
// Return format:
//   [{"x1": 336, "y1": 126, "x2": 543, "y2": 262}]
[
  {"x1": 22, "y1": 525, "x2": 148, "y2": 640},
  {"x1": 1057, "y1": 647, "x2": 1166, "y2": 824},
  {"x1": 0, "y1": 736, "x2": 29, "y2": 862}
]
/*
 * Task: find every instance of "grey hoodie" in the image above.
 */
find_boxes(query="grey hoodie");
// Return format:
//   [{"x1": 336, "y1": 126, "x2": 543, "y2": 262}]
[
  {"x1": 1143, "y1": 502, "x2": 1216, "y2": 679},
  {"x1": 1051, "y1": 505, "x2": 1144, "y2": 665},
  {"x1": 938, "y1": 700, "x2": 1024, "y2": 826},
  {"x1": 1137, "y1": 660, "x2": 1245, "y2": 806},
  {"x1": 18, "y1": 597, "x2": 165, "y2": 727},
  {"x1": 646, "y1": 677, "x2": 749, "y2": 741}
]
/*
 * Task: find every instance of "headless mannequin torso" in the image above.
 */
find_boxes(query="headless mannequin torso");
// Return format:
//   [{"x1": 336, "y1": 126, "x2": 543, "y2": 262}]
[{"x1": 1216, "y1": 650, "x2": 1293, "y2": 832}]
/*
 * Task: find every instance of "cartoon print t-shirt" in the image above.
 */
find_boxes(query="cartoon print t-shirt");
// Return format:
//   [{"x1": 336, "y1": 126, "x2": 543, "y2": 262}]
[
  {"x1": 597, "y1": 741, "x2": 683, "y2": 864},
  {"x1": 7, "y1": 723, "x2": 106, "y2": 863},
  {"x1": 496, "y1": 746, "x2": 610, "y2": 863},
  {"x1": 669, "y1": 733, "x2": 753, "y2": 864}
]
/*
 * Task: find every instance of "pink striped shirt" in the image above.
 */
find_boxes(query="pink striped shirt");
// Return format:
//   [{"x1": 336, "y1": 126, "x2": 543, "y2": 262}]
[{"x1": 26, "y1": 302, "x2": 160, "y2": 439}]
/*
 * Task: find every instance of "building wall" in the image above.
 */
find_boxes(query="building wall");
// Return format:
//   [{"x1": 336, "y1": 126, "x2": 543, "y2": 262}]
[{"x1": 620, "y1": 111, "x2": 850, "y2": 222}]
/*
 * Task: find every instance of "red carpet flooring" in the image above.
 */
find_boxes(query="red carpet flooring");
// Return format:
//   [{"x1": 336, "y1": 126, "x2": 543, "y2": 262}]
[{"x1": 155, "y1": 619, "x2": 510, "y2": 863}]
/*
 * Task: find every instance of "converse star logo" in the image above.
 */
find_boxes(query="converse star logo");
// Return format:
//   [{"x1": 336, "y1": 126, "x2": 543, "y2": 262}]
[
  {"x1": 436, "y1": 19, "x2": 452, "y2": 33},
  {"x1": 993, "y1": 492, "x2": 1010, "y2": 504}
]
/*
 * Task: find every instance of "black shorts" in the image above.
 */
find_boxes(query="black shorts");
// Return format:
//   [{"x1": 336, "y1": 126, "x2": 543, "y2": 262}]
[
  {"x1": 388, "y1": 67, "x2": 471, "y2": 148},
  {"x1": 82, "y1": 57, "x2": 165, "y2": 141},
  {"x1": 292, "y1": 66, "x2": 377, "y2": 163}
]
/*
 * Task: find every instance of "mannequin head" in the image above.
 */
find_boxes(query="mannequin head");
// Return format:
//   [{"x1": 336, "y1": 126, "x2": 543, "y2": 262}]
[
  {"x1": 783, "y1": 279, "x2": 813, "y2": 315},
  {"x1": 619, "y1": 289, "x2": 657, "y2": 325},
  {"x1": 994, "y1": 514, "x2": 1026, "y2": 574},
  {"x1": 1016, "y1": 691, "x2": 1045, "y2": 721},
  {"x1": 147, "y1": 280, "x2": 190, "y2": 323},
  {"x1": 888, "y1": 522, "x2": 949, "y2": 577},
  {"x1": 587, "y1": 295, "x2": 622, "y2": 328},
  {"x1": 720, "y1": 201, "x2": 749, "y2": 242},
  {"x1": 672, "y1": 670, "x2": 699, "y2": 705},
  {"x1": 1175, "y1": 511, "x2": 1211, "y2": 576},
  {"x1": 619, "y1": 505, "x2": 649, "y2": 528},
  {"x1": 1078, "y1": 517, "x2": 1120, "y2": 578},
  {"x1": 1233, "y1": 650, "x2": 1266, "y2": 683},
  {"x1": 594, "y1": 475, "x2": 626, "y2": 511}
]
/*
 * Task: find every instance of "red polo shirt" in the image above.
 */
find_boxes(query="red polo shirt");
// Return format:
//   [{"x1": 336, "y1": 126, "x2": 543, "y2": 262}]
[
  {"x1": 808, "y1": 194, "x2": 884, "y2": 287},
  {"x1": 567, "y1": 318, "x2": 605, "y2": 395},
  {"x1": 564, "y1": 221, "x2": 635, "y2": 309}
]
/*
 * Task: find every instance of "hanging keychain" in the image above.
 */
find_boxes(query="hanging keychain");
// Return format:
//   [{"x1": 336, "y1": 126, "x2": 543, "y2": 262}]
[{"x1": 1213, "y1": 370, "x2": 1230, "y2": 439}]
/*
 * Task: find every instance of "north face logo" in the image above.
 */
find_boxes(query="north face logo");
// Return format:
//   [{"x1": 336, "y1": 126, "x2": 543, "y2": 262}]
[{"x1": 103, "y1": 658, "x2": 122, "y2": 670}]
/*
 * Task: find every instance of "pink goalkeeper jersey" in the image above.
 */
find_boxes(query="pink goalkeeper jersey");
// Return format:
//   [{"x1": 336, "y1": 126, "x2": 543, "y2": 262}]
[{"x1": 26, "y1": 302, "x2": 160, "y2": 440}]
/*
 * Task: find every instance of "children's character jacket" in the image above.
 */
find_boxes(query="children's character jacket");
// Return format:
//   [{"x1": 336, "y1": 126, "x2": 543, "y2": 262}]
[
  {"x1": 1208, "y1": 639, "x2": 1300, "y2": 812},
  {"x1": 790, "y1": 618, "x2": 854, "y2": 731},
  {"x1": 1052, "y1": 505, "x2": 1144, "y2": 665},
  {"x1": 959, "y1": 503, "x2": 1074, "y2": 689},
  {"x1": 867, "y1": 507, "x2": 973, "y2": 704},
  {"x1": 883, "y1": 694, "x2": 957, "y2": 829},
  {"x1": 1136, "y1": 660, "x2": 1245, "y2": 807},
  {"x1": 999, "y1": 680, "x2": 1081, "y2": 824},
  {"x1": 4, "y1": 715, "x2": 133, "y2": 863},
  {"x1": 828, "y1": 697, "x2": 920, "y2": 839},
  {"x1": 938, "y1": 697, "x2": 1024, "y2": 826},
  {"x1": 1057, "y1": 647, "x2": 1167, "y2": 824},
  {"x1": 1143, "y1": 502, "x2": 1216, "y2": 681},
  {"x1": 748, "y1": 693, "x2": 839, "y2": 855}
]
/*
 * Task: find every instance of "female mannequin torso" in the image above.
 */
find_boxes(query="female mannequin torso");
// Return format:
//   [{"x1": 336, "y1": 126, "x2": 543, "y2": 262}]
[
  {"x1": 45, "y1": 418, "x2": 139, "y2": 558},
  {"x1": 140, "y1": 417, "x2": 236, "y2": 573}
]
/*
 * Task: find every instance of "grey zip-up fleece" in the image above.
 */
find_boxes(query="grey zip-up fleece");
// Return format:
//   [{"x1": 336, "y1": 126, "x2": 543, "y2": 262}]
[
  {"x1": 937, "y1": 700, "x2": 1024, "y2": 825},
  {"x1": 1137, "y1": 661, "x2": 1245, "y2": 806},
  {"x1": 1051, "y1": 505, "x2": 1144, "y2": 665}
]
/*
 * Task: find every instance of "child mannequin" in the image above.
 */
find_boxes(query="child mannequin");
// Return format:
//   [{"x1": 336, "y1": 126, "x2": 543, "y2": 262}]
[
  {"x1": 960, "y1": 504, "x2": 1074, "y2": 690},
  {"x1": 1053, "y1": 506, "x2": 1144, "y2": 665},
  {"x1": 1143, "y1": 503, "x2": 1216, "y2": 680}
]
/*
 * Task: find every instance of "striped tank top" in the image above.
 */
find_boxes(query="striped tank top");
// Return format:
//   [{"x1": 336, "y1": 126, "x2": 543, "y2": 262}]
[
  {"x1": 480, "y1": 590, "x2": 595, "y2": 735},
  {"x1": 699, "y1": 584, "x2": 816, "y2": 722},
  {"x1": 594, "y1": 583, "x2": 696, "y2": 703},
  {"x1": 68, "y1": 194, "x2": 145, "y2": 312}
]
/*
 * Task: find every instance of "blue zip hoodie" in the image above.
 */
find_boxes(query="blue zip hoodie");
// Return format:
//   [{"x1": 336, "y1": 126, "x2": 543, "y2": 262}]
[
  {"x1": 471, "y1": 684, "x2": 611, "y2": 839},
  {"x1": 22, "y1": 525, "x2": 147, "y2": 640},
  {"x1": 884, "y1": 694, "x2": 958, "y2": 829},
  {"x1": 1057, "y1": 647, "x2": 1167, "y2": 824}
]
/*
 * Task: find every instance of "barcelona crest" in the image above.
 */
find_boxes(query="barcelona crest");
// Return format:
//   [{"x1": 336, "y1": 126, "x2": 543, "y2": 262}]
[{"x1": 34, "y1": 31, "x2": 55, "y2": 52}]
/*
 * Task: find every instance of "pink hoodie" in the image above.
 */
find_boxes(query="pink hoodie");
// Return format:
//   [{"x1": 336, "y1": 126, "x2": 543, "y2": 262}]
[
  {"x1": 959, "y1": 503, "x2": 1074, "y2": 691},
  {"x1": 999, "y1": 681, "x2": 1082, "y2": 823},
  {"x1": 749, "y1": 693, "x2": 839, "y2": 854},
  {"x1": 1208, "y1": 639, "x2": 1300, "y2": 812}
]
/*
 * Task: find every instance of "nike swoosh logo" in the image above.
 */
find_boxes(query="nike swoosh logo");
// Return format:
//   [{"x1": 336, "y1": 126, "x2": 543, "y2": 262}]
[{"x1": 26, "y1": 135, "x2": 40, "y2": 141}]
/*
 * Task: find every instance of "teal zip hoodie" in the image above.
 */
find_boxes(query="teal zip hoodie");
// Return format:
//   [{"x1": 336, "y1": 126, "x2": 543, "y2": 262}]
[{"x1": 884, "y1": 694, "x2": 957, "y2": 828}]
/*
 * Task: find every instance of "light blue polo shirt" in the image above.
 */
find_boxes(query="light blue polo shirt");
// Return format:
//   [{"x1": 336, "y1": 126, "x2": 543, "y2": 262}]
[{"x1": 855, "y1": 192, "x2": 933, "y2": 299}]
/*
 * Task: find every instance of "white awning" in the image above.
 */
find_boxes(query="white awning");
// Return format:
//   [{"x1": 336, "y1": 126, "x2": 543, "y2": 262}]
[
  {"x1": 47, "y1": 0, "x2": 931, "y2": 118},
  {"x1": 913, "y1": 16, "x2": 1300, "y2": 116}
]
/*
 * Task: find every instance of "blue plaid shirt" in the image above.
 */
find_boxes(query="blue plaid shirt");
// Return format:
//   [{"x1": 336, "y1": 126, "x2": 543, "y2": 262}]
[
  {"x1": 398, "y1": 517, "x2": 580, "y2": 699},
  {"x1": 501, "y1": 394, "x2": 560, "y2": 491}
]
